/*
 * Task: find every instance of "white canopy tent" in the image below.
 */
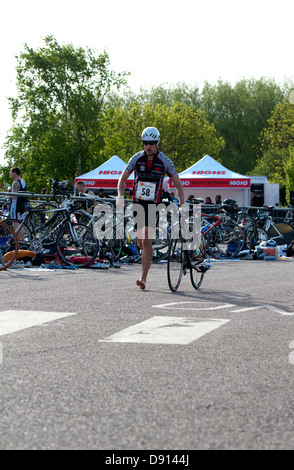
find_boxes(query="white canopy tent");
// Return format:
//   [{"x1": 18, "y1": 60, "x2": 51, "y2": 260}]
[
  {"x1": 75, "y1": 155, "x2": 133, "y2": 190},
  {"x1": 167, "y1": 155, "x2": 251, "y2": 205}
]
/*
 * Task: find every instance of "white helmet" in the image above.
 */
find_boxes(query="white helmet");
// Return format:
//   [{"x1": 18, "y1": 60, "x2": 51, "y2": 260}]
[{"x1": 141, "y1": 127, "x2": 160, "y2": 143}]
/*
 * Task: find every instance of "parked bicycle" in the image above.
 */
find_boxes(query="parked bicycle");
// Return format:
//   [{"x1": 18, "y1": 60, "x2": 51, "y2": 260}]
[
  {"x1": 274, "y1": 204, "x2": 294, "y2": 229},
  {"x1": 257, "y1": 206, "x2": 294, "y2": 244},
  {"x1": 201, "y1": 212, "x2": 242, "y2": 258},
  {"x1": 4, "y1": 198, "x2": 99, "y2": 268}
]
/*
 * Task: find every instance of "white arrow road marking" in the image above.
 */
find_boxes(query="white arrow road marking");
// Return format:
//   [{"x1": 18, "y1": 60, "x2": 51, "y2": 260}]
[
  {"x1": 153, "y1": 302, "x2": 294, "y2": 316},
  {"x1": 153, "y1": 301, "x2": 236, "y2": 310},
  {"x1": 100, "y1": 316, "x2": 231, "y2": 345},
  {"x1": 0, "y1": 310, "x2": 78, "y2": 336},
  {"x1": 231, "y1": 305, "x2": 294, "y2": 316}
]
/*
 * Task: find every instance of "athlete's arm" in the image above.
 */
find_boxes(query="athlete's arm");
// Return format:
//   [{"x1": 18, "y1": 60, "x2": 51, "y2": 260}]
[
  {"x1": 171, "y1": 174, "x2": 185, "y2": 205},
  {"x1": 11, "y1": 180, "x2": 20, "y2": 200},
  {"x1": 117, "y1": 168, "x2": 131, "y2": 210}
]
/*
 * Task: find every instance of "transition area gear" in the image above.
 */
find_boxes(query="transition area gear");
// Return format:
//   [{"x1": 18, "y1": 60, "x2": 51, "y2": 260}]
[
  {"x1": 259, "y1": 239, "x2": 277, "y2": 247},
  {"x1": 141, "y1": 127, "x2": 160, "y2": 143}
]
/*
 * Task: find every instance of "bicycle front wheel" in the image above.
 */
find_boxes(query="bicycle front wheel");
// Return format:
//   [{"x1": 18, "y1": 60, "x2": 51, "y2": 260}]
[
  {"x1": 189, "y1": 234, "x2": 206, "y2": 289},
  {"x1": 0, "y1": 222, "x2": 19, "y2": 271},
  {"x1": 56, "y1": 223, "x2": 99, "y2": 267},
  {"x1": 167, "y1": 238, "x2": 184, "y2": 292}
]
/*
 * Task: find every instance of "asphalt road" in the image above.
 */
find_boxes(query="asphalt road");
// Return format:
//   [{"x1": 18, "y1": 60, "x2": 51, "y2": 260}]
[{"x1": 0, "y1": 258, "x2": 294, "y2": 451}]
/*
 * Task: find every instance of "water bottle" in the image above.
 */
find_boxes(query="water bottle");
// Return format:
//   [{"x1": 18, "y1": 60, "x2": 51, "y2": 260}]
[{"x1": 201, "y1": 224, "x2": 210, "y2": 233}]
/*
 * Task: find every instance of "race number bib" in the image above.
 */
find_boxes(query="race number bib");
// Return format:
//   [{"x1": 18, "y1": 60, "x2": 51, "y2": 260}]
[{"x1": 136, "y1": 181, "x2": 156, "y2": 201}]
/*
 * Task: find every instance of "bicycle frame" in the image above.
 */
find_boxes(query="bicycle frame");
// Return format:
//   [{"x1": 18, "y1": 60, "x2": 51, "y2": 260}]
[{"x1": 201, "y1": 213, "x2": 222, "y2": 236}]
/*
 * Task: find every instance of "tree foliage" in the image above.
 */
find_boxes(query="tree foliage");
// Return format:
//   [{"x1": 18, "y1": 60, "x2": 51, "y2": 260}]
[
  {"x1": 100, "y1": 101, "x2": 225, "y2": 172},
  {"x1": 285, "y1": 147, "x2": 294, "y2": 202},
  {"x1": 252, "y1": 101, "x2": 294, "y2": 203},
  {"x1": 2, "y1": 35, "x2": 128, "y2": 191},
  {"x1": 199, "y1": 78, "x2": 285, "y2": 174}
]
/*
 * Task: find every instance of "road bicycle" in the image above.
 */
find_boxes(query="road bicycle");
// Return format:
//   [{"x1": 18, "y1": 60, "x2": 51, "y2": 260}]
[
  {"x1": 73, "y1": 198, "x2": 125, "y2": 262},
  {"x1": 167, "y1": 213, "x2": 209, "y2": 292},
  {"x1": 201, "y1": 213, "x2": 242, "y2": 258},
  {"x1": 4, "y1": 199, "x2": 99, "y2": 267},
  {"x1": 274, "y1": 204, "x2": 294, "y2": 229},
  {"x1": 235, "y1": 208, "x2": 268, "y2": 251},
  {"x1": 0, "y1": 220, "x2": 19, "y2": 271},
  {"x1": 256, "y1": 206, "x2": 294, "y2": 244}
]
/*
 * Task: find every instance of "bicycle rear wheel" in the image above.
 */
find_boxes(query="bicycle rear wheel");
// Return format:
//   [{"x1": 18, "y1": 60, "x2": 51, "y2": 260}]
[
  {"x1": 189, "y1": 234, "x2": 206, "y2": 289},
  {"x1": 167, "y1": 238, "x2": 184, "y2": 292},
  {"x1": 56, "y1": 222, "x2": 99, "y2": 267},
  {"x1": 245, "y1": 227, "x2": 268, "y2": 250},
  {"x1": 3, "y1": 218, "x2": 32, "y2": 248},
  {"x1": 207, "y1": 225, "x2": 241, "y2": 258},
  {"x1": 152, "y1": 226, "x2": 171, "y2": 262},
  {"x1": 0, "y1": 222, "x2": 19, "y2": 271}
]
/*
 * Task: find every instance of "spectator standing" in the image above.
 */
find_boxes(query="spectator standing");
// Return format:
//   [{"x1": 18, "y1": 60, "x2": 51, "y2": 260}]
[
  {"x1": 10, "y1": 167, "x2": 27, "y2": 220},
  {"x1": 215, "y1": 194, "x2": 222, "y2": 205},
  {"x1": 98, "y1": 188, "x2": 105, "y2": 199}
]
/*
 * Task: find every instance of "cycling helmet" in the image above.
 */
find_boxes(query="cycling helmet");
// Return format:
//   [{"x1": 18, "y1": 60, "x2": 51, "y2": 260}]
[
  {"x1": 141, "y1": 127, "x2": 160, "y2": 143},
  {"x1": 259, "y1": 239, "x2": 277, "y2": 247},
  {"x1": 222, "y1": 199, "x2": 238, "y2": 207},
  {"x1": 221, "y1": 199, "x2": 239, "y2": 216}
]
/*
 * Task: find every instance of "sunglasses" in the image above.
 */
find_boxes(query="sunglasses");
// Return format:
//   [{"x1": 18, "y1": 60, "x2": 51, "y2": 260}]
[{"x1": 143, "y1": 141, "x2": 157, "y2": 146}]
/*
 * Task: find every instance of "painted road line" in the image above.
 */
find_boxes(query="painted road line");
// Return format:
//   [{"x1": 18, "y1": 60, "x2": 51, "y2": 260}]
[
  {"x1": 153, "y1": 302, "x2": 294, "y2": 317},
  {"x1": 0, "y1": 310, "x2": 78, "y2": 336},
  {"x1": 100, "y1": 316, "x2": 231, "y2": 345},
  {"x1": 231, "y1": 305, "x2": 294, "y2": 316},
  {"x1": 153, "y1": 301, "x2": 236, "y2": 310}
]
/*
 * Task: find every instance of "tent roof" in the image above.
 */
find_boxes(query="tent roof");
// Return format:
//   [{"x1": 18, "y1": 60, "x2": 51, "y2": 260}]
[
  {"x1": 168, "y1": 155, "x2": 250, "y2": 189},
  {"x1": 179, "y1": 155, "x2": 249, "y2": 179},
  {"x1": 75, "y1": 155, "x2": 133, "y2": 189}
]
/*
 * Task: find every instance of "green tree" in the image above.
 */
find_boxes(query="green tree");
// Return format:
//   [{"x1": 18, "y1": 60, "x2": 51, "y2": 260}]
[
  {"x1": 285, "y1": 147, "x2": 294, "y2": 203},
  {"x1": 106, "y1": 82, "x2": 201, "y2": 109},
  {"x1": 1, "y1": 35, "x2": 128, "y2": 191},
  {"x1": 100, "y1": 101, "x2": 225, "y2": 171},
  {"x1": 200, "y1": 78, "x2": 285, "y2": 174},
  {"x1": 252, "y1": 101, "x2": 294, "y2": 204}
]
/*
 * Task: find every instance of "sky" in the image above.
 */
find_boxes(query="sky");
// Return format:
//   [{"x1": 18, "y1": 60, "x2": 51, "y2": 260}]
[{"x1": 0, "y1": 0, "x2": 293, "y2": 166}]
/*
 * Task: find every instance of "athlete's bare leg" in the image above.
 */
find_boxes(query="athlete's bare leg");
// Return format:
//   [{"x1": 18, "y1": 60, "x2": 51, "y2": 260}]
[{"x1": 136, "y1": 226, "x2": 154, "y2": 289}]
